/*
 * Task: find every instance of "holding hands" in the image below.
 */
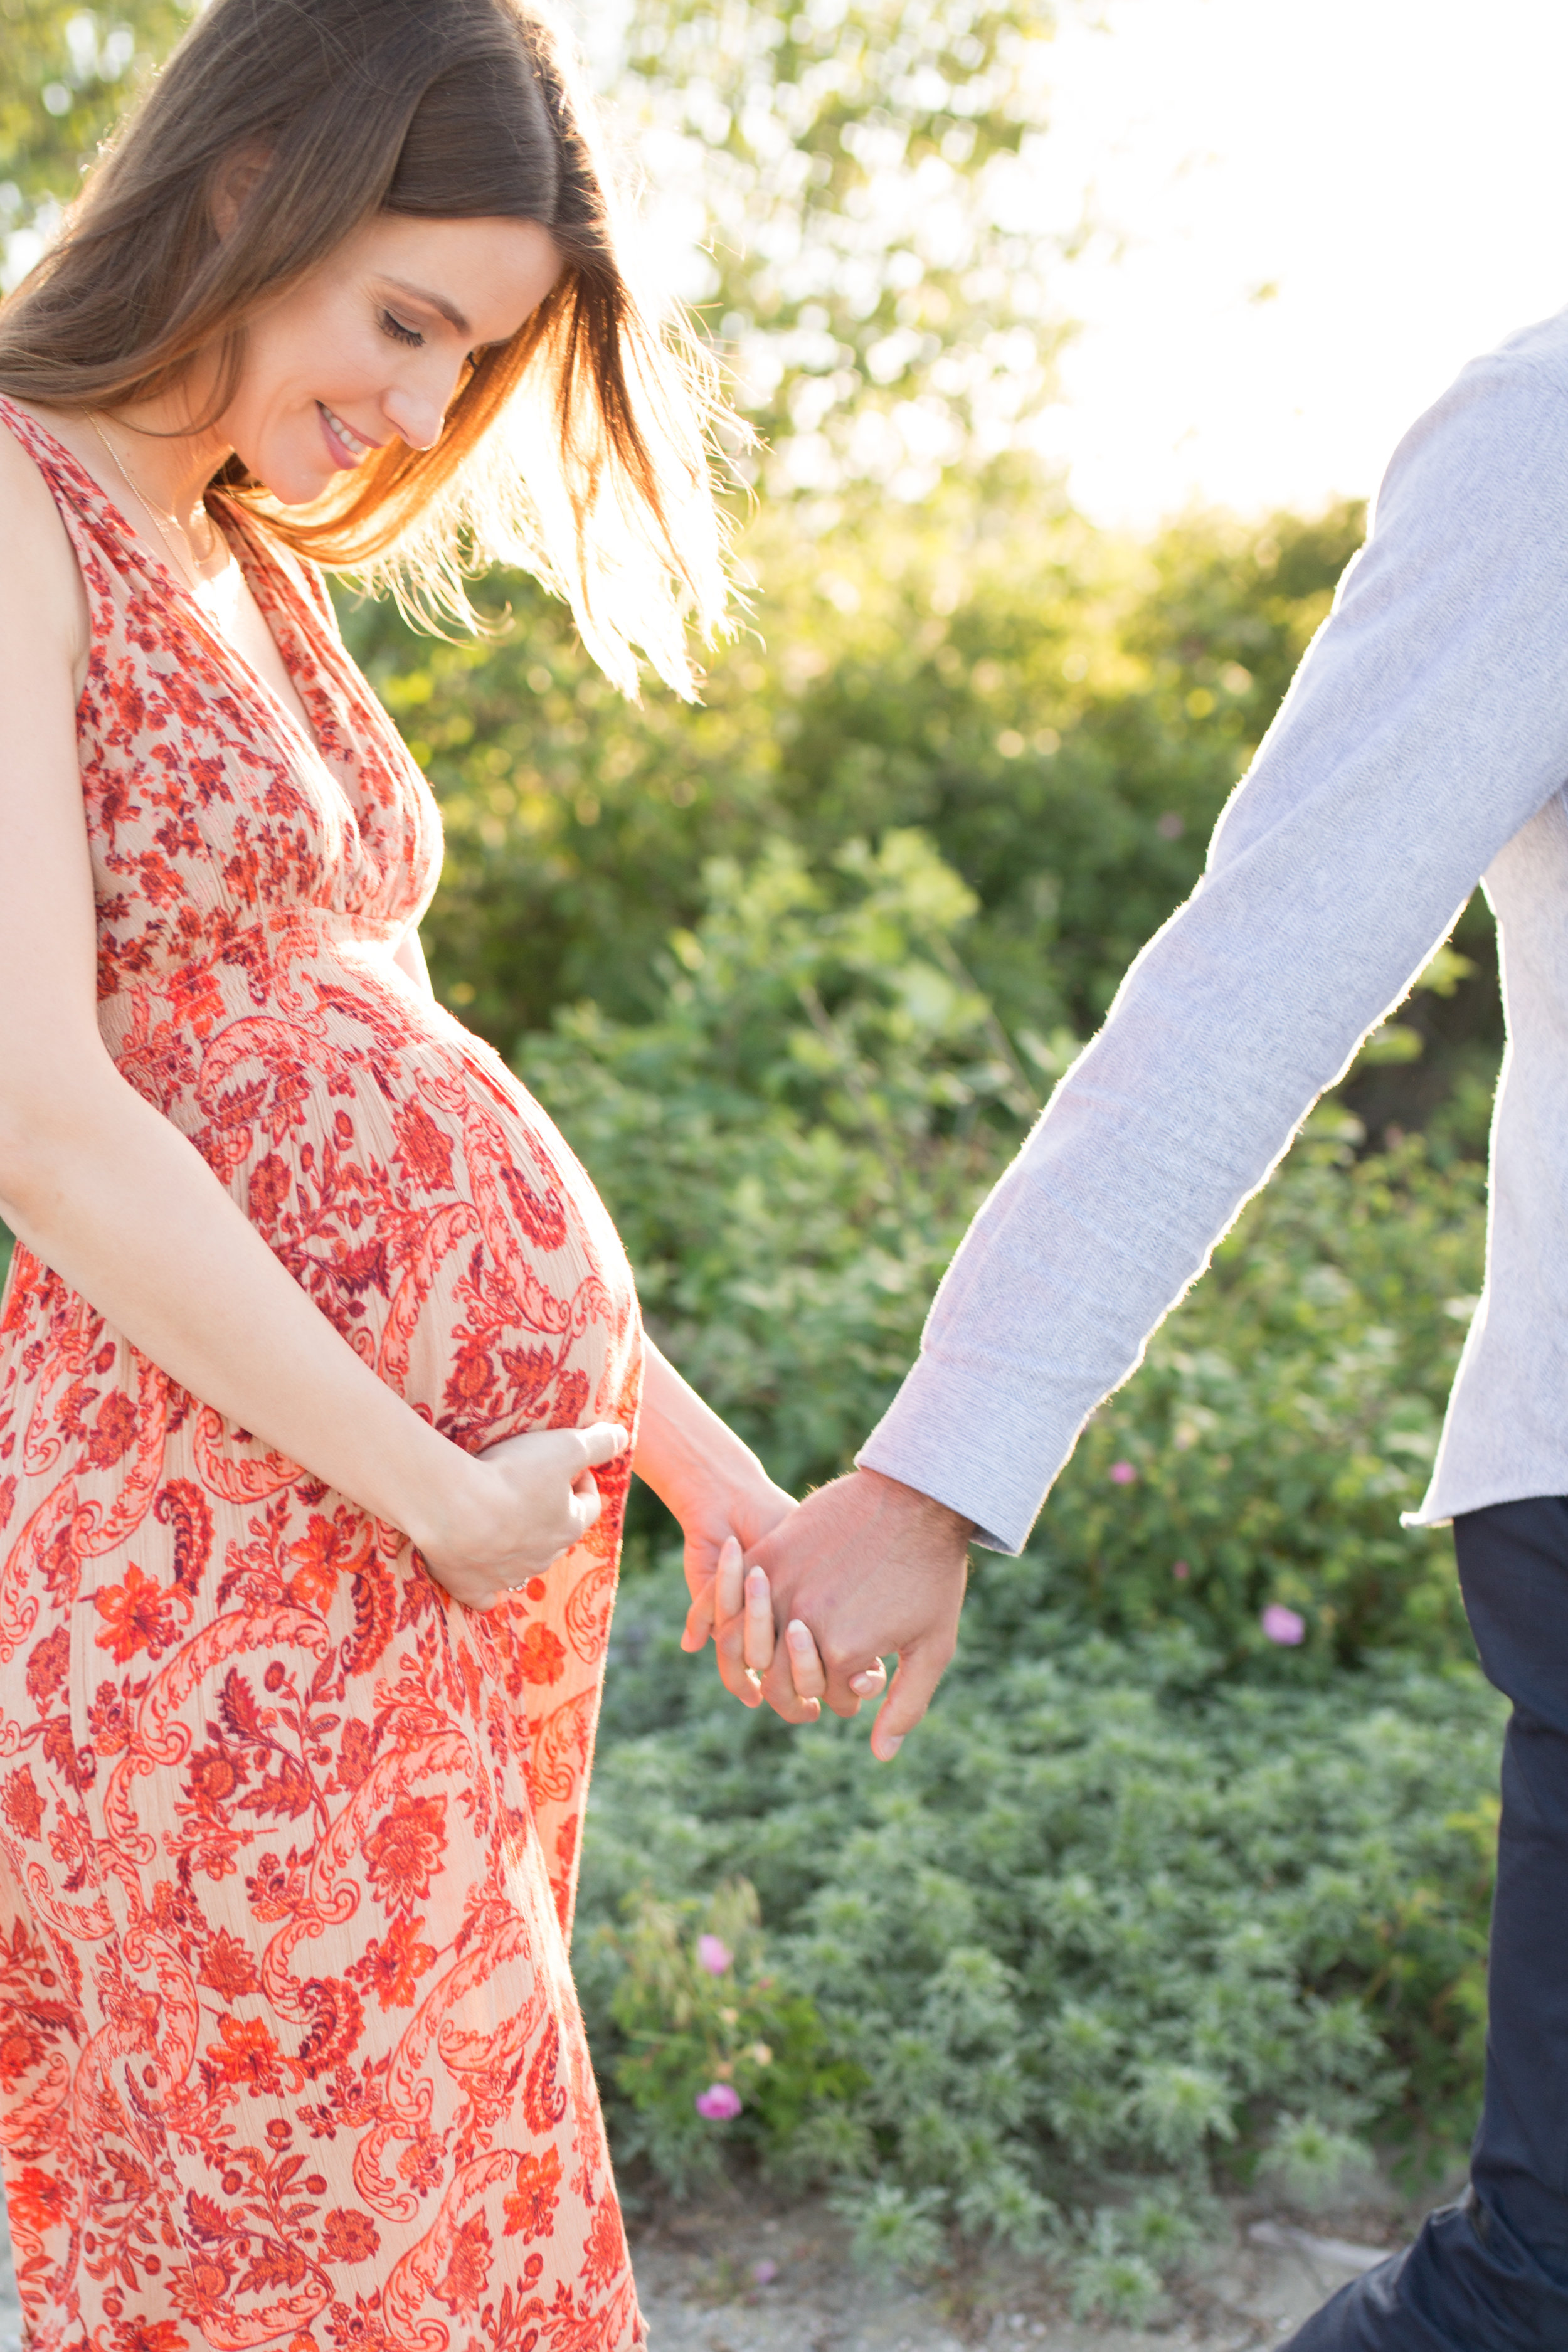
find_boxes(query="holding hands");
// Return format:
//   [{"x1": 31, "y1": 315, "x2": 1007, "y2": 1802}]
[{"x1": 691, "y1": 1467, "x2": 975, "y2": 1761}]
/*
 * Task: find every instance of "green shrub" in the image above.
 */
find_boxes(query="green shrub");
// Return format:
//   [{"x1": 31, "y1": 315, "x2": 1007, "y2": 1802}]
[
  {"x1": 520, "y1": 826, "x2": 1020, "y2": 1500},
  {"x1": 1007, "y1": 1127, "x2": 1486, "y2": 1670},
  {"x1": 528, "y1": 834, "x2": 1486, "y2": 1668},
  {"x1": 599, "y1": 1878, "x2": 863, "y2": 2197},
  {"x1": 341, "y1": 493, "x2": 1377, "y2": 1053},
  {"x1": 578, "y1": 1564, "x2": 1503, "y2": 2278}
]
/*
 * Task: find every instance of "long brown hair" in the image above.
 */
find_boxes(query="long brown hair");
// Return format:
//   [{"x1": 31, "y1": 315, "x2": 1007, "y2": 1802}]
[{"x1": 0, "y1": 0, "x2": 733, "y2": 692}]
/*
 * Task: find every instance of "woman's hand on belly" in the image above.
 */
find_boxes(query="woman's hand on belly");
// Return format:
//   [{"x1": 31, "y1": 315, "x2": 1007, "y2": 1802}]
[{"x1": 416, "y1": 1421, "x2": 630, "y2": 1611}]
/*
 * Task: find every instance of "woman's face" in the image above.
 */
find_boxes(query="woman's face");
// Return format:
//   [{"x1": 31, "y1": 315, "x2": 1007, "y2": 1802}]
[{"x1": 217, "y1": 211, "x2": 563, "y2": 506}]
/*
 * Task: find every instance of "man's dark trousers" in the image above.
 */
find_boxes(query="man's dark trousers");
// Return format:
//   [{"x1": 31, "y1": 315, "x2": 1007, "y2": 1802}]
[{"x1": 1285, "y1": 1495, "x2": 1568, "y2": 2348}]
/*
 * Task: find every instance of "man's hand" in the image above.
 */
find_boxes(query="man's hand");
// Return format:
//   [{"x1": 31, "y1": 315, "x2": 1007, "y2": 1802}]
[{"x1": 745, "y1": 1468, "x2": 973, "y2": 1760}]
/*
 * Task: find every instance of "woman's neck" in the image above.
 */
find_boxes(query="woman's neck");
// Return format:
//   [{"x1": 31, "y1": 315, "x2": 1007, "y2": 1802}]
[{"x1": 99, "y1": 369, "x2": 235, "y2": 526}]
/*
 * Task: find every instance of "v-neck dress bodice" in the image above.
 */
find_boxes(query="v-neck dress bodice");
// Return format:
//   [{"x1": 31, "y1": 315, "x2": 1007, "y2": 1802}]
[{"x1": 0, "y1": 396, "x2": 645, "y2": 2350}]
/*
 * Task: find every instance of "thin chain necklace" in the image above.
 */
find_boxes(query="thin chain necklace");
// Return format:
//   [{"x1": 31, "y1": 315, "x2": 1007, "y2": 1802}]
[{"x1": 90, "y1": 412, "x2": 221, "y2": 588}]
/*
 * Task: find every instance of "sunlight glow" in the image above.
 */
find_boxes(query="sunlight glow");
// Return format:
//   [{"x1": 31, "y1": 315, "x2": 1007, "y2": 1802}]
[{"x1": 1029, "y1": 0, "x2": 1568, "y2": 525}]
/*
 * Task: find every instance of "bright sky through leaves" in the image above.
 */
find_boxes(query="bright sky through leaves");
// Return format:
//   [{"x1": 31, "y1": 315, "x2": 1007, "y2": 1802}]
[
  {"x1": 10, "y1": 0, "x2": 1568, "y2": 526},
  {"x1": 1028, "y1": 0, "x2": 1568, "y2": 524}
]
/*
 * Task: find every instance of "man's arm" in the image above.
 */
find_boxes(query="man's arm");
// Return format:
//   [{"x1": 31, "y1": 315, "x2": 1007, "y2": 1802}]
[{"x1": 757, "y1": 339, "x2": 1568, "y2": 1740}]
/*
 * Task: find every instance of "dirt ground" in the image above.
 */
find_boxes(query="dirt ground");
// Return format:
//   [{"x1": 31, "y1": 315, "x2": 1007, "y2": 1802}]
[
  {"x1": 626, "y1": 2171, "x2": 1455, "y2": 2352},
  {"x1": 0, "y1": 2172, "x2": 1456, "y2": 2348}
]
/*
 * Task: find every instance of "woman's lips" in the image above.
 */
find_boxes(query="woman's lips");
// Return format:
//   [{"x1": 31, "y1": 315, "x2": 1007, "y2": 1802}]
[{"x1": 317, "y1": 401, "x2": 376, "y2": 469}]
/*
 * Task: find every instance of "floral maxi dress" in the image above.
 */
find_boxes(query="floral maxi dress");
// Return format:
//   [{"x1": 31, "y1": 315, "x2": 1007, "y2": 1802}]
[{"x1": 0, "y1": 400, "x2": 646, "y2": 2352}]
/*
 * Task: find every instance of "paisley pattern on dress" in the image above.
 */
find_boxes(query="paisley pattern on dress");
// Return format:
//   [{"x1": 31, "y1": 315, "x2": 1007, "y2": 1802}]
[{"x1": 0, "y1": 396, "x2": 645, "y2": 2351}]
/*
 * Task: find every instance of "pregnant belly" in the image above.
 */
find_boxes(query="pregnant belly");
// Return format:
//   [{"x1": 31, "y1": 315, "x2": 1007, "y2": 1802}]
[{"x1": 107, "y1": 959, "x2": 642, "y2": 1453}]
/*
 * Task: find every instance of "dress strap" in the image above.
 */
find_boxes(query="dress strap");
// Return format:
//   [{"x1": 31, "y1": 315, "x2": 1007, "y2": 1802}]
[{"x1": 0, "y1": 389, "x2": 177, "y2": 613}]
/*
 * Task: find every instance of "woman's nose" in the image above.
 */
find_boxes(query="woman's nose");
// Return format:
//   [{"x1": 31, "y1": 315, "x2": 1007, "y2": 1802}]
[{"x1": 381, "y1": 383, "x2": 449, "y2": 452}]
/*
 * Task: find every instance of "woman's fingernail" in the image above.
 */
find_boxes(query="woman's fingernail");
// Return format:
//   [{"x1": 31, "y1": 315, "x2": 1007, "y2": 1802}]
[{"x1": 879, "y1": 1733, "x2": 904, "y2": 1759}]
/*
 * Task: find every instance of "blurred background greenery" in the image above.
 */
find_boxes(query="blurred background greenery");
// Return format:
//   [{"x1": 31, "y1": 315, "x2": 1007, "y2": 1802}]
[{"x1": 1, "y1": 0, "x2": 1513, "y2": 2317}]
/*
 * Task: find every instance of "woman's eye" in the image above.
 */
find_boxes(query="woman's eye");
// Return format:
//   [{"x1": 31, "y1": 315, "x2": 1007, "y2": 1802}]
[{"x1": 379, "y1": 310, "x2": 424, "y2": 349}]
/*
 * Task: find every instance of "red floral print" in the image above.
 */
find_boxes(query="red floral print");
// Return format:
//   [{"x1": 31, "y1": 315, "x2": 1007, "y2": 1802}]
[
  {"x1": 0, "y1": 399, "x2": 644, "y2": 2350},
  {"x1": 518, "y1": 1621, "x2": 569, "y2": 1685},
  {"x1": 346, "y1": 1917, "x2": 437, "y2": 2011},
  {"x1": 503, "y1": 2145, "x2": 564, "y2": 2241}
]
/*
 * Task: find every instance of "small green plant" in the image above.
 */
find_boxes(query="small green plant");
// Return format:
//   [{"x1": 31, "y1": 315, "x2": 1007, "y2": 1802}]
[
  {"x1": 839, "y1": 2181, "x2": 948, "y2": 2285},
  {"x1": 1258, "y1": 2117, "x2": 1377, "y2": 2215},
  {"x1": 600, "y1": 1878, "x2": 862, "y2": 2196},
  {"x1": 1067, "y1": 2213, "x2": 1169, "y2": 2328}
]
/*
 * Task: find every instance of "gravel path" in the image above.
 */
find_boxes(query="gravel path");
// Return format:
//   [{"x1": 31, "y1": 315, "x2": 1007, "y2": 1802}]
[{"x1": 628, "y1": 2188, "x2": 1409, "y2": 2350}]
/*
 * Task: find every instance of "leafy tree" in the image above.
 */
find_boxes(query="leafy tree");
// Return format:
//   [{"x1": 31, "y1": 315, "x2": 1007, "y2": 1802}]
[
  {"x1": 613, "y1": 0, "x2": 1069, "y2": 495},
  {"x1": 0, "y1": 1, "x2": 189, "y2": 272},
  {"x1": 342, "y1": 489, "x2": 1370, "y2": 1049}
]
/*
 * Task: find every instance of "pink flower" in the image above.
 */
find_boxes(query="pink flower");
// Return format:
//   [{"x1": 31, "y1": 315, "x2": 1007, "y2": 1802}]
[
  {"x1": 696, "y1": 2082, "x2": 743, "y2": 2121},
  {"x1": 1172, "y1": 1560, "x2": 1190, "y2": 1581},
  {"x1": 696, "y1": 1934, "x2": 733, "y2": 1976},
  {"x1": 1261, "y1": 1603, "x2": 1306, "y2": 1646},
  {"x1": 1110, "y1": 1461, "x2": 1136, "y2": 1485},
  {"x1": 751, "y1": 2258, "x2": 779, "y2": 2286}
]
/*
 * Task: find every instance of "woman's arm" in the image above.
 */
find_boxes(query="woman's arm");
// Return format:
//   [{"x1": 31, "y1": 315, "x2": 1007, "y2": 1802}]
[
  {"x1": 0, "y1": 428, "x2": 618, "y2": 1612},
  {"x1": 631, "y1": 1338, "x2": 826, "y2": 1713}
]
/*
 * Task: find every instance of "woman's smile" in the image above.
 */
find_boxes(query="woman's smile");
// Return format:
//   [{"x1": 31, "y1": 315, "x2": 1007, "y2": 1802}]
[{"x1": 317, "y1": 398, "x2": 379, "y2": 467}]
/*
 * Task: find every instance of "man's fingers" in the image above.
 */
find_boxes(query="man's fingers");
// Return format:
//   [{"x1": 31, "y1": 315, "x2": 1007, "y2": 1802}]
[
  {"x1": 848, "y1": 1659, "x2": 887, "y2": 1699},
  {"x1": 785, "y1": 1620, "x2": 825, "y2": 1717},
  {"x1": 743, "y1": 1566, "x2": 775, "y2": 1675},
  {"x1": 870, "y1": 1640, "x2": 948, "y2": 1762}
]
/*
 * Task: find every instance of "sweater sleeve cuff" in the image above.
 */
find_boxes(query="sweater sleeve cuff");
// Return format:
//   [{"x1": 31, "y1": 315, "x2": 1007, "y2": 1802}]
[{"x1": 856, "y1": 1353, "x2": 1081, "y2": 1557}]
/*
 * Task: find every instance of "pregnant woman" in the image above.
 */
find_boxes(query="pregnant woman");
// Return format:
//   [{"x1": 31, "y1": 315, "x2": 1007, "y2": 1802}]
[{"x1": 0, "y1": 1, "x2": 825, "y2": 2342}]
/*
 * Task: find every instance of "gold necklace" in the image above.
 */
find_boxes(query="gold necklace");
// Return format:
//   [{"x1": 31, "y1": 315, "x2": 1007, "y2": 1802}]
[{"x1": 90, "y1": 413, "x2": 220, "y2": 585}]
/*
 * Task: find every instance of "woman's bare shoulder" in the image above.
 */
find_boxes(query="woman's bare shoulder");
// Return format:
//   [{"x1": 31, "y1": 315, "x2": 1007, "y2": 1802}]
[{"x1": 0, "y1": 407, "x2": 93, "y2": 679}]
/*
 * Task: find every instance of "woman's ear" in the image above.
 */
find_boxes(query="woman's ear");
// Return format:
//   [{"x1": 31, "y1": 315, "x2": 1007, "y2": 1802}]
[{"x1": 210, "y1": 143, "x2": 273, "y2": 240}]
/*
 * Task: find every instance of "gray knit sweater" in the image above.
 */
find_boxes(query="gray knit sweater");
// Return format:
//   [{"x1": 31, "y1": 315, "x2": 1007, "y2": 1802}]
[{"x1": 859, "y1": 309, "x2": 1568, "y2": 1553}]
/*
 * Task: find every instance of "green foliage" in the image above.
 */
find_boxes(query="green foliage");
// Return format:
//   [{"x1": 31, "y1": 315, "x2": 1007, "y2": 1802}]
[
  {"x1": 578, "y1": 1563, "x2": 1505, "y2": 2278},
  {"x1": 521, "y1": 827, "x2": 1018, "y2": 1496},
  {"x1": 600, "y1": 1877, "x2": 863, "y2": 2196},
  {"x1": 526, "y1": 829, "x2": 1485, "y2": 1662},
  {"x1": 615, "y1": 0, "x2": 1064, "y2": 493},
  {"x1": 1258, "y1": 2117, "x2": 1377, "y2": 2215},
  {"x1": 1066, "y1": 2214, "x2": 1167, "y2": 2328},
  {"x1": 342, "y1": 491, "x2": 1372, "y2": 1055},
  {"x1": 0, "y1": 1, "x2": 189, "y2": 265},
  {"x1": 1029, "y1": 1125, "x2": 1486, "y2": 1669},
  {"x1": 842, "y1": 2182, "x2": 949, "y2": 2283}
]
